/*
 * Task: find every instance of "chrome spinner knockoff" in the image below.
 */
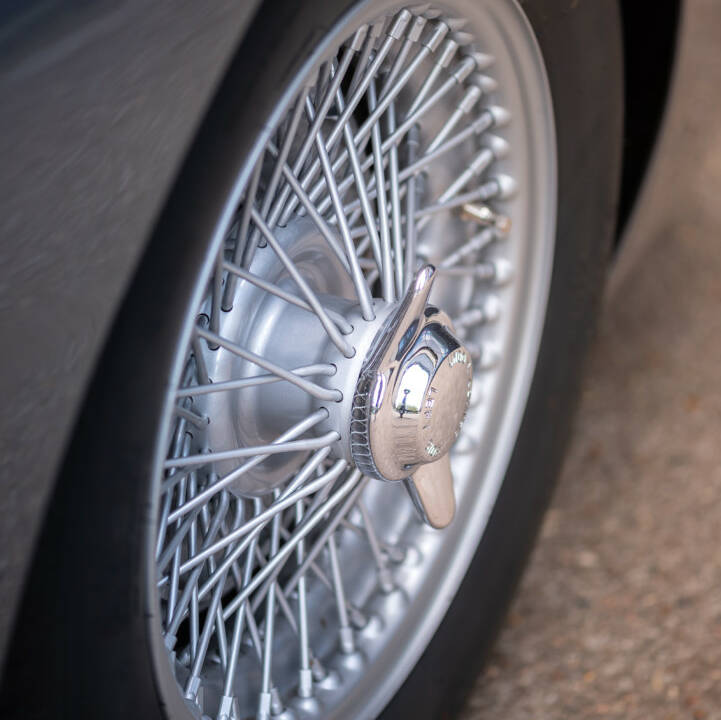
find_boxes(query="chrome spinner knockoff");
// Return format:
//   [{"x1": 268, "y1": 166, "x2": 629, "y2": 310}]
[{"x1": 351, "y1": 266, "x2": 473, "y2": 528}]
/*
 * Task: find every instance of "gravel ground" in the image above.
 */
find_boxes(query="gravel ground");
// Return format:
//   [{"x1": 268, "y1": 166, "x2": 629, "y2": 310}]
[{"x1": 460, "y1": 2, "x2": 721, "y2": 718}]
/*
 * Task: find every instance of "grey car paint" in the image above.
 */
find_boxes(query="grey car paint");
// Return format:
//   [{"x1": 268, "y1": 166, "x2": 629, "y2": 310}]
[{"x1": 0, "y1": 0, "x2": 260, "y2": 665}]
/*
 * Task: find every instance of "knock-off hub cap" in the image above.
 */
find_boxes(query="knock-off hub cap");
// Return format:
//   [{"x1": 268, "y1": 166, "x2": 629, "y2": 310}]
[{"x1": 352, "y1": 265, "x2": 472, "y2": 528}]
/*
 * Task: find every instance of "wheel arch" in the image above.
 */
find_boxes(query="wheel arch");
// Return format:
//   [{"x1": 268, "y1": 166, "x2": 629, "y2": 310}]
[{"x1": 617, "y1": 0, "x2": 682, "y2": 235}]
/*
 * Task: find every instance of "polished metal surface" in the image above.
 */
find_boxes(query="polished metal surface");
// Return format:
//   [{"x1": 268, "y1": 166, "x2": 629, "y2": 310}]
[{"x1": 352, "y1": 265, "x2": 472, "y2": 527}]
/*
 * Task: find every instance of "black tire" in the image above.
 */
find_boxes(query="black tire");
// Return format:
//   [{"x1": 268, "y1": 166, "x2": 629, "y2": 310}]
[{"x1": 0, "y1": 0, "x2": 623, "y2": 718}]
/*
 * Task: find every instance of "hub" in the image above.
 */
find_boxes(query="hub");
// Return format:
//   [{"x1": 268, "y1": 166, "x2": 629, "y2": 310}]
[
  {"x1": 201, "y1": 218, "x2": 357, "y2": 494},
  {"x1": 202, "y1": 221, "x2": 469, "y2": 526}
]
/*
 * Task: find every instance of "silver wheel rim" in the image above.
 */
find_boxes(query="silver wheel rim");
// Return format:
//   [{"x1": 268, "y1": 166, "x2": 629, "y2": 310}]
[{"x1": 148, "y1": 2, "x2": 556, "y2": 718}]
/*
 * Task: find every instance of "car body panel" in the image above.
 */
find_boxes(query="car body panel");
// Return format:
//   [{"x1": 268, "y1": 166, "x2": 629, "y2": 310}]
[{"x1": 0, "y1": 0, "x2": 260, "y2": 664}]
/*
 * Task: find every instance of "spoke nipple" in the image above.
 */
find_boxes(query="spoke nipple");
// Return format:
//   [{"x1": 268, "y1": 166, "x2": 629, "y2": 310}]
[
  {"x1": 384, "y1": 545, "x2": 407, "y2": 564},
  {"x1": 348, "y1": 25, "x2": 368, "y2": 52},
  {"x1": 452, "y1": 56, "x2": 476, "y2": 84},
  {"x1": 178, "y1": 647, "x2": 192, "y2": 666},
  {"x1": 482, "y1": 295, "x2": 502, "y2": 323},
  {"x1": 388, "y1": 9, "x2": 412, "y2": 39},
  {"x1": 311, "y1": 657, "x2": 327, "y2": 681},
  {"x1": 257, "y1": 691, "x2": 272, "y2": 720},
  {"x1": 460, "y1": 204, "x2": 510, "y2": 234},
  {"x1": 420, "y1": 20, "x2": 448, "y2": 50},
  {"x1": 491, "y1": 258, "x2": 513, "y2": 286},
  {"x1": 493, "y1": 174, "x2": 518, "y2": 200},
  {"x1": 218, "y1": 694, "x2": 240, "y2": 720},
  {"x1": 378, "y1": 568, "x2": 395, "y2": 593},
  {"x1": 459, "y1": 85, "x2": 483, "y2": 114},
  {"x1": 469, "y1": 51, "x2": 495, "y2": 70},
  {"x1": 339, "y1": 626, "x2": 355, "y2": 654},
  {"x1": 485, "y1": 134, "x2": 510, "y2": 159},
  {"x1": 445, "y1": 16, "x2": 468, "y2": 31},
  {"x1": 488, "y1": 105, "x2": 511, "y2": 127},
  {"x1": 298, "y1": 668, "x2": 314, "y2": 698},
  {"x1": 471, "y1": 73, "x2": 499, "y2": 93},
  {"x1": 436, "y1": 38, "x2": 459, "y2": 67},
  {"x1": 452, "y1": 30, "x2": 475, "y2": 46},
  {"x1": 478, "y1": 344, "x2": 501, "y2": 370},
  {"x1": 185, "y1": 675, "x2": 202, "y2": 702},
  {"x1": 407, "y1": 14, "x2": 428, "y2": 42},
  {"x1": 348, "y1": 604, "x2": 368, "y2": 629},
  {"x1": 270, "y1": 687, "x2": 284, "y2": 715}
]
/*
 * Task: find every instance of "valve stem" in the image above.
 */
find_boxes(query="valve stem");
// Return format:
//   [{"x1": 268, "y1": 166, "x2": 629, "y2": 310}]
[{"x1": 460, "y1": 202, "x2": 512, "y2": 233}]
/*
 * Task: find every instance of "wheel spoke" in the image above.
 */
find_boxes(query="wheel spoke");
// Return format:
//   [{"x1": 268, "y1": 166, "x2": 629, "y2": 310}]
[
  {"x1": 257, "y1": 499, "x2": 281, "y2": 719},
  {"x1": 166, "y1": 409, "x2": 330, "y2": 522},
  {"x1": 294, "y1": 499, "x2": 313, "y2": 698},
  {"x1": 267, "y1": 40, "x2": 359, "y2": 232},
  {"x1": 163, "y1": 431, "x2": 338, "y2": 471},
  {"x1": 247, "y1": 209, "x2": 356, "y2": 357},
  {"x1": 221, "y1": 470, "x2": 364, "y2": 621},
  {"x1": 278, "y1": 12, "x2": 411, "y2": 225},
  {"x1": 261, "y1": 87, "x2": 310, "y2": 221},
  {"x1": 176, "y1": 363, "x2": 336, "y2": 398},
  {"x1": 223, "y1": 258, "x2": 352, "y2": 335},
  {"x1": 280, "y1": 475, "x2": 368, "y2": 600},
  {"x1": 197, "y1": 460, "x2": 348, "y2": 604},
  {"x1": 165, "y1": 491, "x2": 230, "y2": 642},
  {"x1": 327, "y1": 531, "x2": 354, "y2": 653},
  {"x1": 335, "y1": 87, "x2": 384, "y2": 272},
  {"x1": 404, "y1": 124, "x2": 420, "y2": 289},
  {"x1": 219, "y1": 530, "x2": 258, "y2": 717},
  {"x1": 367, "y1": 78, "x2": 394, "y2": 302},
  {"x1": 356, "y1": 498, "x2": 394, "y2": 592},
  {"x1": 313, "y1": 124, "x2": 376, "y2": 319},
  {"x1": 183, "y1": 454, "x2": 343, "y2": 579},
  {"x1": 196, "y1": 326, "x2": 342, "y2": 402},
  {"x1": 386, "y1": 101, "x2": 404, "y2": 296}
]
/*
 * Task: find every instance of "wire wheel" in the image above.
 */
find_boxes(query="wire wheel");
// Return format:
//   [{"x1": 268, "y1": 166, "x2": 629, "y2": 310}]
[{"x1": 150, "y1": 1, "x2": 556, "y2": 718}]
